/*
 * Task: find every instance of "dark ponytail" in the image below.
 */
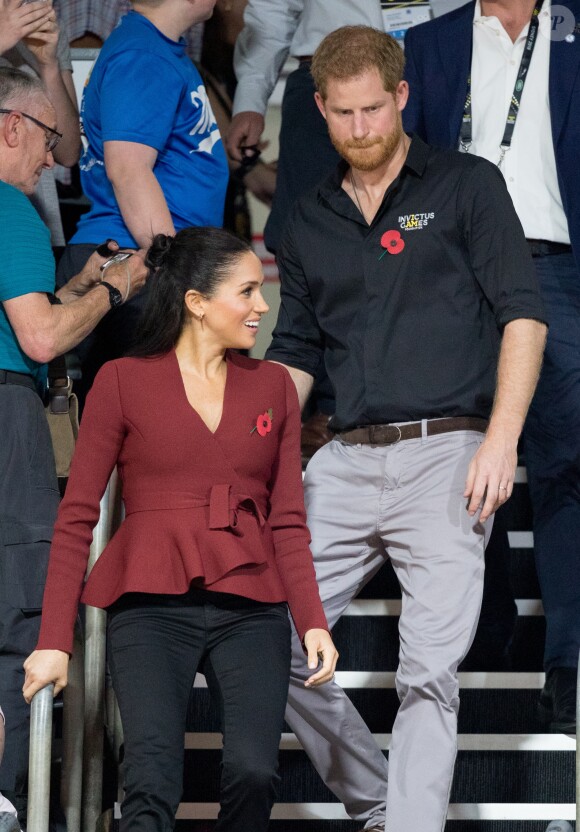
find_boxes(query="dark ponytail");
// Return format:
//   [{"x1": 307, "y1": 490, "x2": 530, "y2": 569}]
[{"x1": 129, "y1": 227, "x2": 252, "y2": 358}]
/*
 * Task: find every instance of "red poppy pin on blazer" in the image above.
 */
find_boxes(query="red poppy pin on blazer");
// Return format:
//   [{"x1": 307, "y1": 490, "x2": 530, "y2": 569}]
[{"x1": 251, "y1": 409, "x2": 273, "y2": 436}]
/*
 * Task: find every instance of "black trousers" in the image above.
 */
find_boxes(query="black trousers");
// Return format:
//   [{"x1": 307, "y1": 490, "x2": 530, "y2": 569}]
[
  {"x1": 107, "y1": 588, "x2": 291, "y2": 832},
  {"x1": 0, "y1": 385, "x2": 59, "y2": 794}
]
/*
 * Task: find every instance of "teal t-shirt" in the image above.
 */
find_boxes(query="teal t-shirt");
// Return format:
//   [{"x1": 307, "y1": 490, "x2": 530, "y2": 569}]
[{"x1": 0, "y1": 180, "x2": 55, "y2": 384}]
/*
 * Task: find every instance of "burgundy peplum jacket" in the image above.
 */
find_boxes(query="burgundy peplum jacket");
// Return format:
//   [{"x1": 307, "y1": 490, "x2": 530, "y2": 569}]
[{"x1": 36, "y1": 350, "x2": 328, "y2": 654}]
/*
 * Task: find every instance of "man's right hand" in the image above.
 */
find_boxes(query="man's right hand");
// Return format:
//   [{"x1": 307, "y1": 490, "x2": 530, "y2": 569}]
[
  {"x1": 226, "y1": 111, "x2": 265, "y2": 162},
  {"x1": 66, "y1": 247, "x2": 148, "y2": 304},
  {"x1": 0, "y1": 0, "x2": 54, "y2": 56}
]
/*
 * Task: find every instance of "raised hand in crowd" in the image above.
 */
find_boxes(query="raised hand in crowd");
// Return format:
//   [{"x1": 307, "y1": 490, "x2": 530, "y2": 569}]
[
  {"x1": 20, "y1": 0, "x2": 59, "y2": 62},
  {"x1": 0, "y1": 0, "x2": 54, "y2": 56},
  {"x1": 20, "y1": 0, "x2": 81, "y2": 166}
]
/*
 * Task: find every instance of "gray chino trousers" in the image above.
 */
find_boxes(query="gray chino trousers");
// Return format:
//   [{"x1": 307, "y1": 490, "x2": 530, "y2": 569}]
[{"x1": 285, "y1": 428, "x2": 491, "y2": 832}]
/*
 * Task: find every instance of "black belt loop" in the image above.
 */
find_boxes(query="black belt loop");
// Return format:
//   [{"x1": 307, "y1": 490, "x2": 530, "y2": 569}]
[
  {"x1": 0, "y1": 369, "x2": 38, "y2": 394},
  {"x1": 338, "y1": 416, "x2": 488, "y2": 446},
  {"x1": 526, "y1": 239, "x2": 573, "y2": 258}
]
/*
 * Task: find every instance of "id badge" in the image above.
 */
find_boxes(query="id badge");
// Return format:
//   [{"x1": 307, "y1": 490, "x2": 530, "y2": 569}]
[{"x1": 381, "y1": 2, "x2": 433, "y2": 47}]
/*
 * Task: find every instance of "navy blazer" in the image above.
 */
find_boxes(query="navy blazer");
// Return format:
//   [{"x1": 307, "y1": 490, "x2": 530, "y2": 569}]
[{"x1": 403, "y1": 0, "x2": 580, "y2": 268}]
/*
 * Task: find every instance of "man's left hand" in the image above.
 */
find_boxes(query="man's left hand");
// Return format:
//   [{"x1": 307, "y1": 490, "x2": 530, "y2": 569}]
[{"x1": 464, "y1": 433, "x2": 518, "y2": 522}]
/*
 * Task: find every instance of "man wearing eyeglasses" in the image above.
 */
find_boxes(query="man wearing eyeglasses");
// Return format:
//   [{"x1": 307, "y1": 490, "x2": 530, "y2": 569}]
[
  {"x1": 0, "y1": 67, "x2": 147, "y2": 821},
  {"x1": 0, "y1": 0, "x2": 81, "y2": 250}
]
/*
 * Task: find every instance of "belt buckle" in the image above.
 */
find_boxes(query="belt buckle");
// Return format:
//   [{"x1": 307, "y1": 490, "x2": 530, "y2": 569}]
[{"x1": 370, "y1": 424, "x2": 402, "y2": 445}]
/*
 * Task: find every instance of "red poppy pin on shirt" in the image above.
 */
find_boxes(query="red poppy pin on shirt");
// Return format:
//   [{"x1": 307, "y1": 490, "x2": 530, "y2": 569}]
[
  {"x1": 379, "y1": 230, "x2": 405, "y2": 259},
  {"x1": 251, "y1": 408, "x2": 273, "y2": 436}
]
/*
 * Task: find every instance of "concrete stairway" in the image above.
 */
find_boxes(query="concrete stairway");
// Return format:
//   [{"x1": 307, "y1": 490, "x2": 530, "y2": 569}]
[{"x1": 174, "y1": 465, "x2": 575, "y2": 830}]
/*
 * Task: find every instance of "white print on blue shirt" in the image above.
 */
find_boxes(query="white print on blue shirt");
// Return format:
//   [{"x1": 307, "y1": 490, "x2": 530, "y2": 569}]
[{"x1": 189, "y1": 86, "x2": 221, "y2": 156}]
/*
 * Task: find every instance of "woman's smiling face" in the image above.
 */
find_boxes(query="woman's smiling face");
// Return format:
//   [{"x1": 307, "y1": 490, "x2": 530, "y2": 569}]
[{"x1": 199, "y1": 250, "x2": 269, "y2": 350}]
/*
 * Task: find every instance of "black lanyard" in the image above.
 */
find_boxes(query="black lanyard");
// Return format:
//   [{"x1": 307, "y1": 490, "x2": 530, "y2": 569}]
[{"x1": 460, "y1": 0, "x2": 544, "y2": 168}]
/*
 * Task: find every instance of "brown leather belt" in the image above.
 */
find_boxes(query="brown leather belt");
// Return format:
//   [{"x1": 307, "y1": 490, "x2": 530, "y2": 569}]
[
  {"x1": 297, "y1": 55, "x2": 314, "y2": 63},
  {"x1": 338, "y1": 416, "x2": 488, "y2": 446}
]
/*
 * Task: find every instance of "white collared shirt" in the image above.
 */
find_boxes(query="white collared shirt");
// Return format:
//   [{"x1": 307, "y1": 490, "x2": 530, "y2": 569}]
[
  {"x1": 465, "y1": 0, "x2": 570, "y2": 243},
  {"x1": 233, "y1": 0, "x2": 384, "y2": 116}
]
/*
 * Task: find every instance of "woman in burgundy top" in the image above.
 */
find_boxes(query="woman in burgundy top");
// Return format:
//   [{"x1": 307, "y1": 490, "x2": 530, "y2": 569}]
[{"x1": 23, "y1": 227, "x2": 337, "y2": 832}]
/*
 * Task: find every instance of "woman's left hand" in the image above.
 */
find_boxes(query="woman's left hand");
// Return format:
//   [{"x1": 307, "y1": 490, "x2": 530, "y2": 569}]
[{"x1": 303, "y1": 629, "x2": 338, "y2": 687}]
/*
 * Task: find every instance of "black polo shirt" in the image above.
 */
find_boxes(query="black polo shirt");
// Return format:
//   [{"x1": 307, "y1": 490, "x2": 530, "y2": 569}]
[{"x1": 266, "y1": 136, "x2": 546, "y2": 432}]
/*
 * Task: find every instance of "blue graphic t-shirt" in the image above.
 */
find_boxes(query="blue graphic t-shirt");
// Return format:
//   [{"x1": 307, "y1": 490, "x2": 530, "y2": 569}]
[{"x1": 72, "y1": 11, "x2": 229, "y2": 247}]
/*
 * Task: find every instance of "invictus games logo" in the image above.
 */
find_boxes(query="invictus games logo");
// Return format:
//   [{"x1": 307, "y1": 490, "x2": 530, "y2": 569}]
[{"x1": 399, "y1": 212, "x2": 434, "y2": 231}]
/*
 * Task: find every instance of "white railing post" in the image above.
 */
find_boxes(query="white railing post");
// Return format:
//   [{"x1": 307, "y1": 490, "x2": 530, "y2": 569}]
[
  {"x1": 28, "y1": 684, "x2": 54, "y2": 832},
  {"x1": 61, "y1": 621, "x2": 85, "y2": 832},
  {"x1": 83, "y1": 471, "x2": 122, "y2": 832},
  {"x1": 576, "y1": 650, "x2": 579, "y2": 830}
]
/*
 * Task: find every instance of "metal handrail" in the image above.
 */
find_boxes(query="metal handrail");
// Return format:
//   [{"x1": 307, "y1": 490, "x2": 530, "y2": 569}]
[
  {"x1": 28, "y1": 684, "x2": 54, "y2": 832},
  {"x1": 576, "y1": 651, "x2": 579, "y2": 829},
  {"x1": 83, "y1": 471, "x2": 122, "y2": 832},
  {"x1": 61, "y1": 622, "x2": 85, "y2": 832},
  {"x1": 27, "y1": 472, "x2": 123, "y2": 832}
]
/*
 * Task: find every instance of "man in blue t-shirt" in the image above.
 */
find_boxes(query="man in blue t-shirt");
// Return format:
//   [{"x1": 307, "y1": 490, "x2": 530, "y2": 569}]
[
  {"x1": 57, "y1": 0, "x2": 229, "y2": 406},
  {"x1": 0, "y1": 67, "x2": 147, "y2": 818}
]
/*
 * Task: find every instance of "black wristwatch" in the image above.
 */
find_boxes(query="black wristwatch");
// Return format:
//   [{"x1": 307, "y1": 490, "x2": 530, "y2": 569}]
[{"x1": 98, "y1": 280, "x2": 123, "y2": 309}]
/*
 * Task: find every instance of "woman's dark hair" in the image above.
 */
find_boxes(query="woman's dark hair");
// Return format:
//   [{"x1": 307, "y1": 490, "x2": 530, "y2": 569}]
[{"x1": 129, "y1": 226, "x2": 252, "y2": 357}]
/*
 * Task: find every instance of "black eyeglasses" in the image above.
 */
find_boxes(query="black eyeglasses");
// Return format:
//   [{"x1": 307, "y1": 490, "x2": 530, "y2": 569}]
[{"x1": 0, "y1": 109, "x2": 63, "y2": 153}]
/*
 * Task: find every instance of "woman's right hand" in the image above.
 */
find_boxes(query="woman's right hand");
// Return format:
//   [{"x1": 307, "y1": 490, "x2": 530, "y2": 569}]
[
  {"x1": 303, "y1": 629, "x2": 339, "y2": 687},
  {"x1": 22, "y1": 649, "x2": 69, "y2": 704}
]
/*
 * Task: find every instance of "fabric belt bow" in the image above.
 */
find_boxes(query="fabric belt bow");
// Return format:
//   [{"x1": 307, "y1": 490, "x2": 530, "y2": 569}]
[{"x1": 124, "y1": 484, "x2": 266, "y2": 531}]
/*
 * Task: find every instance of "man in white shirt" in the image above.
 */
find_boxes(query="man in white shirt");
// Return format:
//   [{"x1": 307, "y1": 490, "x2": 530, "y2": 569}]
[{"x1": 404, "y1": 0, "x2": 580, "y2": 735}]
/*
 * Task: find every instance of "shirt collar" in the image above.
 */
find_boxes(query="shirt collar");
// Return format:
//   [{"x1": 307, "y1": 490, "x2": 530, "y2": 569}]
[
  {"x1": 320, "y1": 134, "x2": 430, "y2": 201},
  {"x1": 473, "y1": 1, "x2": 552, "y2": 34}
]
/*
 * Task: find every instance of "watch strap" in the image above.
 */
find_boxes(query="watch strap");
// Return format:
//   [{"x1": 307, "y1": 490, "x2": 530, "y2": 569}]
[{"x1": 98, "y1": 280, "x2": 123, "y2": 309}]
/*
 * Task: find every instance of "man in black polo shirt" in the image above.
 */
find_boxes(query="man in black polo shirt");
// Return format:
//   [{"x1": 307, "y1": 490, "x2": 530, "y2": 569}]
[{"x1": 266, "y1": 26, "x2": 547, "y2": 832}]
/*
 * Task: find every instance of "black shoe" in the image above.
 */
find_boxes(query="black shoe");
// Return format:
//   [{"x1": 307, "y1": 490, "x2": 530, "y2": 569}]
[{"x1": 538, "y1": 667, "x2": 577, "y2": 733}]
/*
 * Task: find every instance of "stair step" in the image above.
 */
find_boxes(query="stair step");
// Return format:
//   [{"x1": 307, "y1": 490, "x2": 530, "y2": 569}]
[
  {"x1": 175, "y1": 823, "x2": 571, "y2": 832},
  {"x1": 187, "y1": 686, "x2": 559, "y2": 734},
  {"x1": 359, "y1": 547, "x2": 539, "y2": 599},
  {"x1": 343, "y1": 599, "x2": 544, "y2": 616},
  {"x1": 328, "y1": 616, "x2": 545, "y2": 671},
  {"x1": 172, "y1": 803, "x2": 575, "y2": 823},
  {"x1": 178, "y1": 750, "x2": 574, "y2": 803},
  {"x1": 182, "y1": 732, "x2": 575, "y2": 752}
]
